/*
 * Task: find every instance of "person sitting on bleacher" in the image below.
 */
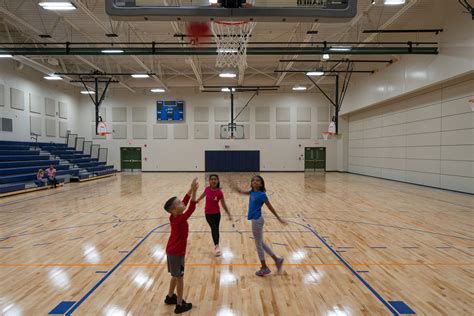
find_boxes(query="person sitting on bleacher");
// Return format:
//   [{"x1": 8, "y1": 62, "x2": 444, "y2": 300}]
[
  {"x1": 35, "y1": 169, "x2": 47, "y2": 187},
  {"x1": 46, "y1": 165, "x2": 58, "y2": 188}
]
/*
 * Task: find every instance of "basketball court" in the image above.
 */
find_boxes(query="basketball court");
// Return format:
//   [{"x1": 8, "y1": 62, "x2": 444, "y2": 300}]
[{"x1": 0, "y1": 0, "x2": 473, "y2": 315}]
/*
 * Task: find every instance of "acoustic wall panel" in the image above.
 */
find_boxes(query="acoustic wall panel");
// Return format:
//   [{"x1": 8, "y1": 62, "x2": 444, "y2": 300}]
[
  {"x1": 30, "y1": 116, "x2": 42, "y2": 135},
  {"x1": 276, "y1": 107, "x2": 290, "y2": 122},
  {"x1": 317, "y1": 106, "x2": 330, "y2": 122},
  {"x1": 10, "y1": 88, "x2": 25, "y2": 110},
  {"x1": 58, "y1": 101, "x2": 68, "y2": 119},
  {"x1": 1, "y1": 118, "x2": 13, "y2": 132},
  {"x1": 297, "y1": 124, "x2": 311, "y2": 139},
  {"x1": 29, "y1": 94, "x2": 42, "y2": 114},
  {"x1": 297, "y1": 107, "x2": 311, "y2": 122},
  {"x1": 153, "y1": 125, "x2": 168, "y2": 139},
  {"x1": 194, "y1": 124, "x2": 209, "y2": 139},
  {"x1": 174, "y1": 124, "x2": 188, "y2": 139},
  {"x1": 215, "y1": 107, "x2": 229, "y2": 122},
  {"x1": 112, "y1": 124, "x2": 127, "y2": 139},
  {"x1": 45, "y1": 98, "x2": 56, "y2": 117},
  {"x1": 255, "y1": 107, "x2": 270, "y2": 122},
  {"x1": 255, "y1": 124, "x2": 270, "y2": 139},
  {"x1": 276, "y1": 124, "x2": 290, "y2": 139},
  {"x1": 194, "y1": 107, "x2": 209, "y2": 122},
  {"x1": 0, "y1": 84, "x2": 4, "y2": 106},
  {"x1": 112, "y1": 107, "x2": 127, "y2": 122},
  {"x1": 59, "y1": 121, "x2": 68, "y2": 138},
  {"x1": 132, "y1": 124, "x2": 148, "y2": 139},
  {"x1": 45, "y1": 118, "x2": 56, "y2": 137},
  {"x1": 132, "y1": 107, "x2": 147, "y2": 122}
]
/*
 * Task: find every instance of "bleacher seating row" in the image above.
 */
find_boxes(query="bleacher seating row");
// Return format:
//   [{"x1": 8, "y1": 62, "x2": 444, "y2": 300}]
[{"x1": 0, "y1": 140, "x2": 117, "y2": 195}]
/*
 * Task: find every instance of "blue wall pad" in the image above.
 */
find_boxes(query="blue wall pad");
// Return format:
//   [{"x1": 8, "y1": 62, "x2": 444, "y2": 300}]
[
  {"x1": 389, "y1": 301, "x2": 416, "y2": 314},
  {"x1": 49, "y1": 301, "x2": 76, "y2": 314}
]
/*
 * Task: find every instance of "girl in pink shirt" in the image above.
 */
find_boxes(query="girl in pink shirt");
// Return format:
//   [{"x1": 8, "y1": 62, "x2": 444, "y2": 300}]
[{"x1": 197, "y1": 174, "x2": 232, "y2": 256}]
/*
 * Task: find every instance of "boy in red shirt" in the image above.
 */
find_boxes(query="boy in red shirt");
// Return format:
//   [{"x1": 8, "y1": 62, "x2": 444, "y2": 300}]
[{"x1": 163, "y1": 178, "x2": 198, "y2": 314}]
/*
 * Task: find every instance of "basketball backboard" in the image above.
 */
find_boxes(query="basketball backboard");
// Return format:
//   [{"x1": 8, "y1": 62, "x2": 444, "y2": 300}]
[{"x1": 106, "y1": 0, "x2": 357, "y2": 22}]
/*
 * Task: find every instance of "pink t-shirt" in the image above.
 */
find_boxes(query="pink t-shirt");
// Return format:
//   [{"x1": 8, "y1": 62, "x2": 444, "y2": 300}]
[
  {"x1": 46, "y1": 168, "x2": 56, "y2": 177},
  {"x1": 204, "y1": 187, "x2": 224, "y2": 214}
]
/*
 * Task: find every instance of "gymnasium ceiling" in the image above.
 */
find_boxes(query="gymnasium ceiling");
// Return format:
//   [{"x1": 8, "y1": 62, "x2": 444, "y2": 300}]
[{"x1": 0, "y1": 0, "x2": 445, "y2": 92}]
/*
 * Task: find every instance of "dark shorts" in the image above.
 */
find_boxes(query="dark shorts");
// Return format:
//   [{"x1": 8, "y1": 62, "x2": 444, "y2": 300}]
[{"x1": 167, "y1": 254, "x2": 185, "y2": 277}]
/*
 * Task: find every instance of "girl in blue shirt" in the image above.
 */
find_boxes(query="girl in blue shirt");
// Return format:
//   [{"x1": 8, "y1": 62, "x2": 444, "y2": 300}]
[{"x1": 232, "y1": 175, "x2": 287, "y2": 276}]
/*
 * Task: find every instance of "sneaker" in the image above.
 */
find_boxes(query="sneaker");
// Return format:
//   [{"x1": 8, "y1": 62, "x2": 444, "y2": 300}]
[
  {"x1": 164, "y1": 294, "x2": 177, "y2": 305},
  {"x1": 175, "y1": 301, "x2": 192, "y2": 314},
  {"x1": 215, "y1": 245, "x2": 221, "y2": 257},
  {"x1": 275, "y1": 257, "x2": 284, "y2": 273},
  {"x1": 255, "y1": 267, "x2": 271, "y2": 277}
]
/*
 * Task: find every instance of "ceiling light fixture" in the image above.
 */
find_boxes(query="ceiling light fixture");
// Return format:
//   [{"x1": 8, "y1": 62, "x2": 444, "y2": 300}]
[
  {"x1": 384, "y1": 0, "x2": 406, "y2": 5},
  {"x1": 38, "y1": 2, "x2": 77, "y2": 11},
  {"x1": 219, "y1": 71, "x2": 237, "y2": 78},
  {"x1": 101, "y1": 49, "x2": 124, "y2": 54},
  {"x1": 131, "y1": 74, "x2": 150, "y2": 78},
  {"x1": 44, "y1": 75, "x2": 63, "y2": 80},
  {"x1": 151, "y1": 88, "x2": 165, "y2": 93},
  {"x1": 306, "y1": 71, "x2": 325, "y2": 76}
]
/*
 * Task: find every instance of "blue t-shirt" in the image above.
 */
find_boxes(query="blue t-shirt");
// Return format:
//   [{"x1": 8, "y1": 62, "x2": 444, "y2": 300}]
[{"x1": 248, "y1": 190, "x2": 268, "y2": 220}]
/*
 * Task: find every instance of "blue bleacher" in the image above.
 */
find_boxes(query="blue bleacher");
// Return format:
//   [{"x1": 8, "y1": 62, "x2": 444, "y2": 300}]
[
  {"x1": 0, "y1": 160, "x2": 60, "y2": 168},
  {"x1": 0, "y1": 140, "x2": 116, "y2": 195},
  {"x1": 0, "y1": 165, "x2": 70, "y2": 176}
]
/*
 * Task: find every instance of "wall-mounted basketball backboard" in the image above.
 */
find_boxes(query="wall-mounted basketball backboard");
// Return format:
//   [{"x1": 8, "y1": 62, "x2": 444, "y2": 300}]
[{"x1": 106, "y1": 0, "x2": 357, "y2": 22}]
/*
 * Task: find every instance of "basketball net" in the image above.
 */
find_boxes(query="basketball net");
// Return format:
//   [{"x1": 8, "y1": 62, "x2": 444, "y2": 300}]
[{"x1": 211, "y1": 21, "x2": 256, "y2": 73}]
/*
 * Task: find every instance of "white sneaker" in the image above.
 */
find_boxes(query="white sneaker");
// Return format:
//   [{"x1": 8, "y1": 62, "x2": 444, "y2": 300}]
[{"x1": 214, "y1": 245, "x2": 221, "y2": 257}]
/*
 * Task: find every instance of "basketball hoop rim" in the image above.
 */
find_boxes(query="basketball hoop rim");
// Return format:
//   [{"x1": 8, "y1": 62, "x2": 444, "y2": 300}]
[{"x1": 214, "y1": 21, "x2": 251, "y2": 26}]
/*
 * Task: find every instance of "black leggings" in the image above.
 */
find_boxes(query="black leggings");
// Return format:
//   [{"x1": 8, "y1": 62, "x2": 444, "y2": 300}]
[{"x1": 205, "y1": 213, "x2": 221, "y2": 246}]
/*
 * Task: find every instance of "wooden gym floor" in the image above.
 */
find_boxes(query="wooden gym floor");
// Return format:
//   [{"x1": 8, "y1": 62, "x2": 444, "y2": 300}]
[{"x1": 0, "y1": 172, "x2": 473, "y2": 315}]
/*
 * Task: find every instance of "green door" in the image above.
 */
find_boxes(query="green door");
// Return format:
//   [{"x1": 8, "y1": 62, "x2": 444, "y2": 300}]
[
  {"x1": 121, "y1": 147, "x2": 142, "y2": 171},
  {"x1": 305, "y1": 147, "x2": 326, "y2": 171}
]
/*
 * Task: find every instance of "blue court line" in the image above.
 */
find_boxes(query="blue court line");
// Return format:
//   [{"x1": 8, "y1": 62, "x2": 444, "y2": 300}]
[
  {"x1": 288, "y1": 220, "x2": 399, "y2": 316},
  {"x1": 64, "y1": 222, "x2": 169, "y2": 315},
  {"x1": 49, "y1": 301, "x2": 76, "y2": 315},
  {"x1": 389, "y1": 301, "x2": 416, "y2": 314}
]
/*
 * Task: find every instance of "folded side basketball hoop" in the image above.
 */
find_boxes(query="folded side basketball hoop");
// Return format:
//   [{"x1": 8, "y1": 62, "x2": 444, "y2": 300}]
[{"x1": 97, "y1": 121, "x2": 111, "y2": 136}]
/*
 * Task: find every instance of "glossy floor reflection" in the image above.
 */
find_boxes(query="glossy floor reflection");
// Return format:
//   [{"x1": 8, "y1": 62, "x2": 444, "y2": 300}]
[{"x1": 0, "y1": 172, "x2": 473, "y2": 315}]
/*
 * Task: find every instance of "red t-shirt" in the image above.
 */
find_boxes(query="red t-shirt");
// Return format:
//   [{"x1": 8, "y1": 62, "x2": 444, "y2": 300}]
[
  {"x1": 166, "y1": 194, "x2": 196, "y2": 257},
  {"x1": 204, "y1": 187, "x2": 224, "y2": 214}
]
